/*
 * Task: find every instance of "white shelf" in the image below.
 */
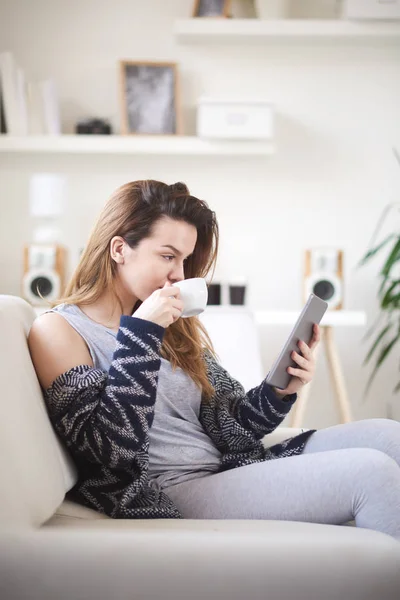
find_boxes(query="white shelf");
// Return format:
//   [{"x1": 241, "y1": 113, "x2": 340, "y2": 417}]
[
  {"x1": 174, "y1": 18, "x2": 400, "y2": 44},
  {"x1": 0, "y1": 135, "x2": 274, "y2": 157}
]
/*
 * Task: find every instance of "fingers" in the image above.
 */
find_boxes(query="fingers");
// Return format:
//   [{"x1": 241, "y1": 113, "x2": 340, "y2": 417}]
[
  {"x1": 297, "y1": 325, "x2": 321, "y2": 358},
  {"x1": 172, "y1": 310, "x2": 182, "y2": 322},
  {"x1": 288, "y1": 325, "x2": 321, "y2": 386},
  {"x1": 169, "y1": 296, "x2": 184, "y2": 323},
  {"x1": 308, "y1": 324, "x2": 321, "y2": 351},
  {"x1": 287, "y1": 366, "x2": 311, "y2": 385},
  {"x1": 160, "y1": 286, "x2": 180, "y2": 297},
  {"x1": 297, "y1": 339, "x2": 312, "y2": 360},
  {"x1": 291, "y1": 350, "x2": 309, "y2": 370},
  {"x1": 171, "y1": 298, "x2": 184, "y2": 313}
]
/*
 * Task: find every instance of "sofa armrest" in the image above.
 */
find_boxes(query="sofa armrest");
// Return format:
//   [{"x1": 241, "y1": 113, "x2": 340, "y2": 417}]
[{"x1": 1, "y1": 525, "x2": 399, "y2": 600}]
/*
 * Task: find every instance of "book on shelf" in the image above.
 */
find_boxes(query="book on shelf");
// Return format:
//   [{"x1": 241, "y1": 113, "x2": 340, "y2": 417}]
[
  {"x1": 16, "y1": 67, "x2": 28, "y2": 135},
  {"x1": 26, "y1": 79, "x2": 61, "y2": 135},
  {"x1": 0, "y1": 50, "x2": 61, "y2": 136},
  {"x1": 40, "y1": 79, "x2": 61, "y2": 134},
  {"x1": 26, "y1": 82, "x2": 45, "y2": 134},
  {"x1": 0, "y1": 51, "x2": 26, "y2": 135},
  {"x1": 0, "y1": 87, "x2": 6, "y2": 134}
]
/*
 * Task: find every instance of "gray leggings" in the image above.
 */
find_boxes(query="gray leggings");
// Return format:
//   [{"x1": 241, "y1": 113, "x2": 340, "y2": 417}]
[{"x1": 166, "y1": 418, "x2": 400, "y2": 541}]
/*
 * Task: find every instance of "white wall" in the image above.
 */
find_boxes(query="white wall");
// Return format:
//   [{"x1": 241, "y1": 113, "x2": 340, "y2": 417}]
[{"x1": 1, "y1": 0, "x2": 400, "y2": 428}]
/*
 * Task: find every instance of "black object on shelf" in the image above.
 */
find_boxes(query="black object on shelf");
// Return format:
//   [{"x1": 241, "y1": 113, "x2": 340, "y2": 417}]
[
  {"x1": 229, "y1": 284, "x2": 246, "y2": 305},
  {"x1": 0, "y1": 93, "x2": 6, "y2": 133},
  {"x1": 76, "y1": 118, "x2": 112, "y2": 134},
  {"x1": 207, "y1": 283, "x2": 221, "y2": 305}
]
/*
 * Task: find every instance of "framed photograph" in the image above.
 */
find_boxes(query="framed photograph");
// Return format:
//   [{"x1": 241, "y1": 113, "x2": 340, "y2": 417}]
[
  {"x1": 192, "y1": 0, "x2": 231, "y2": 18},
  {"x1": 119, "y1": 61, "x2": 182, "y2": 135}
]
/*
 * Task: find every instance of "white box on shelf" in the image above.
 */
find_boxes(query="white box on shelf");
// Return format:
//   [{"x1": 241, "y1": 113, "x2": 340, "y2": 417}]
[
  {"x1": 255, "y1": 0, "x2": 290, "y2": 19},
  {"x1": 196, "y1": 97, "x2": 274, "y2": 141},
  {"x1": 342, "y1": 0, "x2": 400, "y2": 20},
  {"x1": 289, "y1": 0, "x2": 341, "y2": 19}
]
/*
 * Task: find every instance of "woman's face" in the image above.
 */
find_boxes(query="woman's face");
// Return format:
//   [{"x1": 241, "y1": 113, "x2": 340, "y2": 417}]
[{"x1": 112, "y1": 217, "x2": 198, "y2": 303}]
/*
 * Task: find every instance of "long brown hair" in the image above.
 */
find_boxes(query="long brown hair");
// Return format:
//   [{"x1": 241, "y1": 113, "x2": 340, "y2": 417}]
[{"x1": 53, "y1": 180, "x2": 219, "y2": 400}]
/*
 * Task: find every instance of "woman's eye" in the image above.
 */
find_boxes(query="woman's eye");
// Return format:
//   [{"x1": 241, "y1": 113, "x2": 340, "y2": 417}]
[{"x1": 163, "y1": 255, "x2": 175, "y2": 261}]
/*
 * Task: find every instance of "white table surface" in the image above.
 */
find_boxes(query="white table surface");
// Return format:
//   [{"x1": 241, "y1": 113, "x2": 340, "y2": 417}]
[
  {"x1": 255, "y1": 310, "x2": 367, "y2": 327},
  {"x1": 203, "y1": 306, "x2": 367, "y2": 327},
  {"x1": 200, "y1": 307, "x2": 367, "y2": 389}
]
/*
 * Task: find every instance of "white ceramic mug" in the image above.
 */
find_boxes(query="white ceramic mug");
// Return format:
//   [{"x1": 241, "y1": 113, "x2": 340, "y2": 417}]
[{"x1": 172, "y1": 277, "x2": 208, "y2": 318}]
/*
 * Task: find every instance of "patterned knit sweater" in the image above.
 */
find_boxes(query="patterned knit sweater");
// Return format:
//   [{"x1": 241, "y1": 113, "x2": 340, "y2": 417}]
[{"x1": 44, "y1": 315, "x2": 316, "y2": 519}]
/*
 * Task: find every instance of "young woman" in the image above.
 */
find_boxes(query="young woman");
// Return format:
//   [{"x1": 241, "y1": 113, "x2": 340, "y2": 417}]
[{"x1": 28, "y1": 180, "x2": 400, "y2": 540}]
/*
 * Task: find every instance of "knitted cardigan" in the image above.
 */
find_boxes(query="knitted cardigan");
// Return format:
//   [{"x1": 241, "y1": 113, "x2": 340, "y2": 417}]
[{"x1": 44, "y1": 315, "x2": 316, "y2": 519}]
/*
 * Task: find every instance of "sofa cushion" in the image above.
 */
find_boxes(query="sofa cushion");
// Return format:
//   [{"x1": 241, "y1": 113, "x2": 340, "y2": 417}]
[
  {"x1": 46, "y1": 499, "x2": 110, "y2": 524},
  {"x1": 0, "y1": 295, "x2": 77, "y2": 528}
]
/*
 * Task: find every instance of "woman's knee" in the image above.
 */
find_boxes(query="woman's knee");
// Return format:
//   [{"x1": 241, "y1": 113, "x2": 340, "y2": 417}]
[
  {"x1": 347, "y1": 448, "x2": 400, "y2": 536},
  {"x1": 358, "y1": 418, "x2": 400, "y2": 463},
  {"x1": 349, "y1": 447, "x2": 400, "y2": 502},
  {"x1": 361, "y1": 417, "x2": 400, "y2": 430},
  {"x1": 349, "y1": 447, "x2": 398, "y2": 473}
]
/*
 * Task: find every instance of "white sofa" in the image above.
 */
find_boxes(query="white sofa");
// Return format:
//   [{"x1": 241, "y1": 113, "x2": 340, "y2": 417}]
[{"x1": 0, "y1": 294, "x2": 399, "y2": 600}]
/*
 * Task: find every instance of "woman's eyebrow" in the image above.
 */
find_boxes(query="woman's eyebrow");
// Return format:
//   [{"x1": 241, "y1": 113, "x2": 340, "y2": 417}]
[{"x1": 161, "y1": 244, "x2": 192, "y2": 258}]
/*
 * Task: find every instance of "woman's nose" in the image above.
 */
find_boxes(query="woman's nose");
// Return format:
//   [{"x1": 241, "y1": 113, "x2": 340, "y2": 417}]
[{"x1": 170, "y1": 262, "x2": 185, "y2": 282}]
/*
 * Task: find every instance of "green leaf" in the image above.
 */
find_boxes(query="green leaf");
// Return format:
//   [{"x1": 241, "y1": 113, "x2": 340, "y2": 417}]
[
  {"x1": 377, "y1": 238, "x2": 400, "y2": 296},
  {"x1": 375, "y1": 332, "x2": 399, "y2": 368},
  {"x1": 380, "y1": 237, "x2": 400, "y2": 277},
  {"x1": 381, "y1": 280, "x2": 400, "y2": 308},
  {"x1": 363, "y1": 323, "x2": 393, "y2": 365},
  {"x1": 393, "y1": 380, "x2": 400, "y2": 394},
  {"x1": 382, "y1": 293, "x2": 400, "y2": 310},
  {"x1": 364, "y1": 333, "x2": 400, "y2": 392},
  {"x1": 358, "y1": 234, "x2": 395, "y2": 267},
  {"x1": 391, "y1": 293, "x2": 400, "y2": 309},
  {"x1": 362, "y1": 312, "x2": 385, "y2": 342}
]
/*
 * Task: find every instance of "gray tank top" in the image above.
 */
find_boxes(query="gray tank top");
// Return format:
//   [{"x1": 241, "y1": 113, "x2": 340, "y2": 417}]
[{"x1": 49, "y1": 304, "x2": 222, "y2": 489}]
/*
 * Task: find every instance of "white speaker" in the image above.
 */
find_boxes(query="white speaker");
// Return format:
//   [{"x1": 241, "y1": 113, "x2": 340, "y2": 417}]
[
  {"x1": 304, "y1": 248, "x2": 344, "y2": 310},
  {"x1": 22, "y1": 244, "x2": 67, "y2": 306}
]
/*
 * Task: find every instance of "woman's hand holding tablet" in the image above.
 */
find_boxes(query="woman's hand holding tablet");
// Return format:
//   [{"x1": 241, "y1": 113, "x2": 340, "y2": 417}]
[{"x1": 265, "y1": 294, "x2": 327, "y2": 398}]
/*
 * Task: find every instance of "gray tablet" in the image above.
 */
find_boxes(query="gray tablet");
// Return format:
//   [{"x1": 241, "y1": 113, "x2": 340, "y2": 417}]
[{"x1": 266, "y1": 293, "x2": 328, "y2": 390}]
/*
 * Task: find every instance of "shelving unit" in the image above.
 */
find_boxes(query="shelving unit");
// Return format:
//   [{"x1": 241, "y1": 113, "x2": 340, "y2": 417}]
[
  {"x1": 0, "y1": 135, "x2": 274, "y2": 157},
  {"x1": 174, "y1": 18, "x2": 400, "y2": 44}
]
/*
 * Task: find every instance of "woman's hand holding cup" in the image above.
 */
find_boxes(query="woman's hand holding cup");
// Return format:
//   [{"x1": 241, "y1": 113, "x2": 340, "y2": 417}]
[{"x1": 132, "y1": 282, "x2": 184, "y2": 328}]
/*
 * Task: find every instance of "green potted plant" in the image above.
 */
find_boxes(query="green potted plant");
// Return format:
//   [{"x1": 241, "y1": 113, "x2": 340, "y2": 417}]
[
  {"x1": 358, "y1": 148, "x2": 400, "y2": 399},
  {"x1": 359, "y1": 197, "x2": 400, "y2": 397}
]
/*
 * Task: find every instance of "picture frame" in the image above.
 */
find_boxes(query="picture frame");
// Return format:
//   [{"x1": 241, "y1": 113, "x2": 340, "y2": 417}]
[
  {"x1": 119, "y1": 60, "x2": 182, "y2": 135},
  {"x1": 192, "y1": 0, "x2": 231, "y2": 18}
]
